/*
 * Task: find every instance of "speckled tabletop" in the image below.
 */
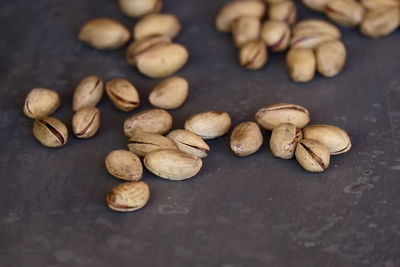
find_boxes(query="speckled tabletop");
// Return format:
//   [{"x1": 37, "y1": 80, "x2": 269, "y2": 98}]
[{"x1": 1, "y1": 0, "x2": 400, "y2": 266}]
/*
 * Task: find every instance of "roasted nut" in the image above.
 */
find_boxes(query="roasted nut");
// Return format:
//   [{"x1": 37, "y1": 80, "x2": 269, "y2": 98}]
[
  {"x1": 118, "y1": 0, "x2": 162, "y2": 18},
  {"x1": 230, "y1": 121, "x2": 263, "y2": 156},
  {"x1": 270, "y1": 123, "x2": 302, "y2": 159},
  {"x1": 325, "y1": 0, "x2": 365, "y2": 27},
  {"x1": 134, "y1": 13, "x2": 181, "y2": 40},
  {"x1": 360, "y1": 0, "x2": 399, "y2": 10},
  {"x1": 302, "y1": 0, "x2": 334, "y2": 12},
  {"x1": 184, "y1": 111, "x2": 232, "y2": 139},
  {"x1": 124, "y1": 109, "x2": 173, "y2": 137},
  {"x1": 292, "y1": 19, "x2": 341, "y2": 39},
  {"x1": 167, "y1": 129, "x2": 210, "y2": 158},
  {"x1": 148, "y1": 76, "x2": 189, "y2": 109},
  {"x1": 33, "y1": 117, "x2": 68, "y2": 148},
  {"x1": 23, "y1": 88, "x2": 60, "y2": 119},
  {"x1": 231, "y1": 16, "x2": 261, "y2": 47},
  {"x1": 316, "y1": 40, "x2": 346, "y2": 77},
  {"x1": 239, "y1": 40, "x2": 268, "y2": 70},
  {"x1": 260, "y1": 20, "x2": 290, "y2": 52},
  {"x1": 268, "y1": 1, "x2": 297, "y2": 25},
  {"x1": 72, "y1": 75, "x2": 103, "y2": 111},
  {"x1": 72, "y1": 107, "x2": 100, "y2": 139},
  {"x1": 105, "y1": 150, "x2": 143, "y2": 181},
  {"x1": 295, "y1": 139, "x2": 330, "y2": 172},
  {"x1": 105, "y1": 79, "x2": 140, "y2": 112},
  {"x1": 360, "y1": 8, "x2": 400, "y2": 38},
  {"x1": 106, "y1": 181, "x2": 150, "y2": 212},
  {"x1": 126, "y1": 35, "x2": 171, "y2": 66},
  {"x1": 286, "y1": 48, "x2": 316, "y2": 82},
  {"x1": 127, "y1": 132, "x2": 177, "y2": 157}
]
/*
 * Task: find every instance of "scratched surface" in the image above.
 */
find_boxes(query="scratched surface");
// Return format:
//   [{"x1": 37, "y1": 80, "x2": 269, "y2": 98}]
[{"x1": 1, "y1": 0, "x2": 400, "y2": 266}]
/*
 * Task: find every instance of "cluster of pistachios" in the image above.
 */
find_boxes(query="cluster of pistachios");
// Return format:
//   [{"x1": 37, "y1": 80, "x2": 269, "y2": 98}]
[{"x1": 302, "y1": 0, "x2": 400, "y2": 38}]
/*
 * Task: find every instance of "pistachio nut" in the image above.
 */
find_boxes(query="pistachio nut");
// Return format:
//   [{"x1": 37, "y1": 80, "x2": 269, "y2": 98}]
[
  {"x1": 286, "y1": 47, "x2": 316, "y2": 82},
  {"x1": 270, "y1": 123, "x2": 302, "y2": 159},
  {"x1": 260, "y1": 20, "x2": 290, "y2": 52},
  {"x1": 149, "y1": 76, "x2": 189, "y2": 109},
  {"x1": 316, "y1": 40, "x2": 346, "y2": 77},
  {"x1": 239, "y1": 40, "x2": 268, "y2": 70},
  {"x1": 360, "y1": 8, "x2": 400, "y2": 38},
  {"x1": 23, "y1": 88, "x2": 60, "y2": 119},
  {"x1": 32, "y1": 117, "x2": 68, "y2": 148},
  {"x1": 360, "y1": 0, "x2": 399, "y2": 10},
  {"x1": 72, "y1": 75, "x2": 104, "y2": 111},
  {"x1": 105, "y1": 150, "x2": 143, "y2": 181},
  {"x1": 106, "y1": 181, "x2": 150, "y2": 212},
  {"x1": 118, "y1": 0, "x2": 162, "y2": 18},
  {"x1": 134, "y1": 14, "x2": 181, "y2": 40},
  {"x1": 231, "y1": 16, "x2": 261, "y2": 47},
  {"x1": 325, "y1": 0, "x2": 365, "y2": 27},
  {"x1": 268, "y1": 1, "x2": 297, "y2": 25},
  {"x1": 78, "y1": 18, "x2": 130, "y2": 50},
  {"x1": 292, "y1": 19, "x2": 341, "y2": 39},
  {"x1": 124, "y1": 109, "x2": 173, "y2": 137},
  {"x1": 230, "y1": 121, "x2": 263, "y2": 157},
  {"x1": 126, "y1": 35, "x2": 172, "y2": 66},
  {"x1": 167, "y1": 129, "x2": 210, "y2": 158},
  {"x1": 144, "y1": 148, "x2": 202, "y2": 180},
  {"x1": 184, "y1": 111, "x2": 232, "y2": 140},
  {"x1": 295, "y1": 139, "x2": 330, "y2": 172},
  {"x1": 127, "y1": 132, "x2": 177, "y2": 157},
  {"x1": 255, "y1": 103, "x2": 310, "y2": 130},
  {"x1": 105, "y1": 78, "x2": 140, "y2": 112},
  {"x1": 302, "y1": 0, "x2": 334, "y2": 12},
  {"x1": 72, "y1": 107, "x2": 100, "y2": 139}
]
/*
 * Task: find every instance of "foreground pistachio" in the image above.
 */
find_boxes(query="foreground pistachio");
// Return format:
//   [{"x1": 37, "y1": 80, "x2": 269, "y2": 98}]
[
  {"x1": 270, "y1": 123, "x2": 302, "y2": 159},
  {"x1": 360, "y1": 0, "x2": 399, "y2": 10},
  {"x1": 268, "y1": 1, "x2": 297, "y2": 25},
  {"x1": 124, "y1": 109, "x2": 173, "y2": 137},
  {"x1": 126, "y1": 35, "x2": 171, "y2": 66},
  {"x1": 127, "y1": 132, "x2": 177, "y2": 157},
  {"x1": 286, "y1": 48, "x2": 316, "y2": 82},
  {"x1": 360, "y1": 8, "x2": 400, "y2": 38},
  {"x1": 302, "y1": 0, "x2": 334, "y2": 12},
  {"x1": 149, "y1": 76, "x2": 189, "y2": 109},
  {"x1": 33, "y1": 117, "x2": 68, "y2": 148},
  {"x1": 106, "y1": 181, "x2": 150, "y2": 212},
  {"x1": 292, "y1": 19, "x2": 341, "y2": 39},
  {"x1": 118, "y1": 0, "x2": 162, "y2": 18},
  {"x1": 216, "y1": 0, "x2": 266, "y2": 32},
  {"x1": 167, "y1": 130, "x2": 210, "y2": 158},
  {"x1": 72, "y1": 107, "x2": 100, "y2": 139},
  {"x1": 78, "y1": 18, "x2": 130, "y2": 50},
  {"x1": 144, "y1": 148, "x2": 202, "y2": 180},
  {"x1": 316, "y1": 40, "x2": 346, "y2": 77},
  {"x1": 325, "y1": 0, "x2": 365, "y2": 27},
  {"x1": 230, "y1": 121, "x2": 263, "y2": 157},
  {"x1": 295, "y1": 139, "x2": 330, "y2": 172},
  {"x1": 239, "y1": 40, "x2": 268, "y2": 70},
  {"x1": 72, "y1": 75, "x2": 103, "y2": 111},
  {"x1": 231, "y1": 16, "x2": 261, "y2": 47},
  {"x1": 105, "y1": 150, "x2": 143, "y2": 181},
  {"x1": 303, "y1": 124, "x2": 351, "y2": 155},
  {"x1": 134, "y1": 14, "x2": 181, "y2": 40},
  {"x1": 184, "y1": 111, "x2": 232, "y2": 139},
  {"x1": 260, "y1": 20, "x2": 290, "y2": 52},
  {"x1": 23, "y1": 88, "x2": 60, "y2": 119},
  {"x1": 105, "y1": 79, "x2": 140, "y2": 112},
  {"x1": 255, "y1": 103, "x2": 310, "y2": 130}
]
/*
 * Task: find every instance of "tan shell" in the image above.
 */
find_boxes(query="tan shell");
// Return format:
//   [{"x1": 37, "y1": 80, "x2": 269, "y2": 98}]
[
  {"x1": 302, "y1": 0, "x2": 334, "y2": 12},
  {"x1": 72, "y1": 75, "x2": 104, "y2": 111},
  {"x1": 106, "y1": 181, "x2": 150, "y2": 212},
  {"x1": 295, "y1": 139, "x2": 330, "y2": 172},
  {"x1": 105, "y1": 79, "x2": 140, "y2": 112},
  {"x1": 360, "y1": 8, "x2": 400, "y2": 38},
  {"x1": 118, "y1": 0, "x2": 162, "y2": 18},
  {"x1": 32, "y1": 117, "x2": 68, "y2": 148},
  {"x1": 148, "y1": 76, "x2": 189, "y2": 109},
  {"x1": 325, "y1": 0, "x2": 365, "y2": 27},
  {"x1": 360, "y1": 0, "x2": 399, "y2": 10},
  {"x1": 270, "y1": 123, "x2": 302, "y2": 159},
  {"x1": 105, "y1": 150, "x2": 143, "y2": 181},
  {"x1": 126, "y1": 35, "x2": 172, "y2": 66},
  {"x1": 124, "y1": 109, "x2": 173, "y2": 137},
  {"x1": 268, "y1": 1, "x2": 297, "y2": 25},
  {"x1": 127, "y1": 132, "x2": 177, "y2": 157},
  {"x1": 23, "y1": 88, "x2": 60, "y2": 119},
  {"x1": 231, "y1": 16, "x2": 261, "y2": 47},
  {"x1": 286, "y1": 48, "x2": 316, "y2": 82},
  {"x1": 316, "y1": 40, "x2": 346, "y2": 77},
  {"x1": 239, "y1": 40, "x2": 268, "y2": 70},
  {"x1": 134, "y1": 13, "x2": 181, "y2": 40},
  {"x1": 72, "y1": 107, "x2": 100, "y2": 139},
  {"x1": 292, "y1": 19, "x2": 341, "y2": 39},
  {"x1": 167, "y1": 129, "x2": 210, "y2": 158},
  {"x1": 260, "y1": 20, "x2": 291, "y2": 52},
  {"x1": 184, "y1": 111, "x2": 232, "y2": 140},
  {"x1": 230, "y1": 121, "x2": 263, "y2": 157}
]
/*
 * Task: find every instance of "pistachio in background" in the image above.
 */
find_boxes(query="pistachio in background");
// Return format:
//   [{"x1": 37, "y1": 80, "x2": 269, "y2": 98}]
[
  {"x1": 286, "y1": 47, "x2": 316, "y2": 82},
  {"x1": 72, "y1": 75, "x2": 103, "y2": 112},
  {"x1": 32, "y1": 117, "x2": 68, "y2": 148},
  {"x1": 118, "y1": 0, "x2": 162, "y2": 18},
  {"x1": 105, "y1": 78, "x2": 140, "y2": 112},
  {"x1": 126, "y1": 35, "x2": 171, "y2": 66},
  {"x1": 106, "y1": 181, "x2": 150, "y2": 212},
  {"x1": 261, "y1": 20, "x2": 291, "y2": 52},
  {"x1": 316, "y1": 40, "x2": 346, "y2": 78},
  {"x1": 124, "y1": 109, "x2": 173, "y2": 137},
  {"x1": 239, "y1": 40, "x2": 268, "y2": 70},
  {"x1": 105, "y1": 150, "x2": 143, "y2": 181},
  {"x1": 231, "y1": 16, "x2": 261, "y2": 48},
  {"x1": 23, "y1": 88, "x2": 60, "y2": 119},
  {"x1": 133, "y1": 13, "x2": 181, "y2": 40},
  {"x1": 360, "y1": 8, "x2": 400, "y2": 38},
  {"x1": 324, "y1": 0, "x2": 365, "y2": 27},
  {"x1": 230, "y1": 121, "x2": 263, "y2": 157},
  {"x1": 149, "y1": 76, "x2": 189, "y2": 110},
  {"x1": 268, "y1": 0, "x2": 297, "y2": 26}
]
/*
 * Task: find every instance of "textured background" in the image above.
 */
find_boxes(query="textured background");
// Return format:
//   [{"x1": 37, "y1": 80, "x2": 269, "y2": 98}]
[{"x1": 1, "y1": 0, "x2": 400, "y2": 266}]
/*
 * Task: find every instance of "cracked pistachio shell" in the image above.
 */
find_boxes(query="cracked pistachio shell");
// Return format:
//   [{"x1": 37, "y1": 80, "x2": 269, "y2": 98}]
[
  {"x1": 239, "y1": 40, "x2": 268, "y2": 70},
  {"x1": 124, "y1": 109, "x2": 173, "y2": 137},
  {"x1": 360, "y1": 0, "x2": 399, "y2": 10},
  {"x1": 167, "y1": 129, "x2": 210, "y2": 158},
  {"x1": 184, "y1": 111, "x2": 232, "y2": 140},
  {"x1": 126, "y1": 35, "x2": 172, "y2": 66},
  {"x1": 268, "y1": 1, "x2": 297, "y2": 25},
  {"x1": 230, "y1": 121, "x2": 263, "y2": 157},
  {"x1": 270, "y1": 123, "x2": 303, "y2": 159},
  {"x1": 295, "y1": 139, "x2": 330, "y2": 172},
  {"x1": 303, "y1": 124, "x2": 351, "y2": 155},
  {"x1": 105, "y1": 150, "x2": 143, "y2": 181},
  {"x1": 72, "y1": 75, "x2": 104, "y2": 111},
  {"x1": 78, "y1": 18, "x2": 130, "y2": 50},
  {"x1": 127, "y1": 132, "x2": 177, "y2": 157},
  {"x1": 216, "y1": 0, "x2": 266, "y2": 32},
  {"x1": 144, "y1": 148, "x2": 203, "y2": 180},
  {"x1": 118, "y1": 0, "x2": 162, "y2": 18},
  {"x1": 33, "y1": 117, "x2": 68, "y2": 148},
  {"x1": 316, "y1": 40, "x2": 346, "y2": 77},
  {"x1": 23, "y1": 88, "x2": 60, "y2": 119},
  {"x1": 231, "y1": 16, "x2": 261, "y2": 47},
  {"x1": 106, "y1": 181, "x2": 150, "y2": 212},
  {"x1": 134, "y1": 14, "x2": 181, "y2": 40},
  {"x1": 260, "y1": 20, "x2": 290, "y2": 52},
  {"x1": 325, "y1": 0, "x2": 365, "y2": 27},
  {"x1": 286, "y1": 48, "x2": 316, "y2": 82},
  {"x1": 105, "y1": 79, "x2": 140, "y2": 112},
  {"x1": 360, "y1": 8, "x2": 400, "y2": 38},
  {"x1": 72, "y1": 107, "x2": 100, "y2": 139},
  {"x1": 302, "y1": 0, "x2": 334, "y2": 12},
  {"x1": 255, "y1": 103, "x2": 310, "y2": 130},
  {"x1": 149, "y1": 76, "x2": 189, "y2": 109}
]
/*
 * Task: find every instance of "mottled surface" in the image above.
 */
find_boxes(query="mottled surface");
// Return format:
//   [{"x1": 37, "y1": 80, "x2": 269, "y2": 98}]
[{"x1": 1, "y1": 0, "x2": 400, "y2": 266}]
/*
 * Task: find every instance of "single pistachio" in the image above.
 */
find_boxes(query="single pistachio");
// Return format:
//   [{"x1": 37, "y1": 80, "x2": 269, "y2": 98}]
[
  {"x1": 215, "y1": 0, "x2": 266, "y2": 32},
  {"x1": 118, "y1": 0, "x2": 162, "y2": 18},
  {"x1": 302, "y1": 0, "x2": 334, "y2": 12},
  {"x1": 270, "y1": 123, "x2": 303, "y2": 159},
  {"x1": 286, "y1": 47, "x2": 316, "y2": 82},
  {"x1": 303, "y1": 124, "x2": 351, "y2": 155},
  {"x1": 360, "y1": 8, "x2": 400, "y2": 38},
  {"x1": 295, "y1": 139, "x2": 330, "y2": 172},
  {"x1": 292, "y1": 19, "x2": 341, "y2": 39},
  {"x1": 105, "y1": 150, "x2": 143, "y2": 181},
  {"x1": 133, "y1": 13, "x2": 181, "y2": 40},
  {"x1": 167, "y1": 129, "x2": 210, "y2": 158},
  {"x1": 360, "y1": 0, "x2": 399, "y2": 10},
  {"x1": 72, "y1": 75, "x2": 103, "y2": 111},
  {"x1": 124, "y1": 109, "x2": 173, "y2": 137},
  {"x1": 260, "y1": 20, "x2": 291, "y2": 52},
  {"x1": 184, "y1": 111, "x2": 232, "y2": 140},
  {"x1": 268, "y1": 1, "x2": 297, "y2": 26},
  {"x1": 32, "y1": 117, "x2": 68, "y2": 148},
  {"x1": 231, "y1": 16, "x2": 261, "y2": 47},
  {"x1": 106, "y1": 181, "x2": 150, "y2": 212},
  {"x1": 325, "y1": 0, "x2": 365, "y2": 27},
  {"x1": 127, "y1": 132, "x2": 177, "y2": 157},
  {"x1": 78, "y1": 18, "x2": 130, "y2": 50},
  {"x1": 230, "y1": 121, "x2": 263, "y2": 157},
  {"x1": 148, "y1": 76, "x2": 189, "y2": 109},
  {"x1": 255, "y1": 102, "x2": 310, "y2": 130},
  {"x1": 126, "y1": 35, "x2": 172, "y2": 66},
  {"x1": 316, "y1": 40, "x2": 346, "y2": 77},
  {"x1": 72, "y1": 107, "x2": 100, "y2": 139},
  {"x1": 144, "y1": 148, "x2": 202, "y2": 180},
  {"x1": 239, "y1": 40, "x2": 268, "y2": 70},
  {"x1": 23, "y1": 88, "x2": 60, "y2": 119},
  {"x1": 105, "y1": 78, "x2": 140, "y2": 112}
]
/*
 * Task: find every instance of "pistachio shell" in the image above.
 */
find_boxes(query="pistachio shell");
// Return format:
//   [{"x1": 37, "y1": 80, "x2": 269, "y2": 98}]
[
  {"x1": 124, "y1": 109, "x2": 173, "y2": 137},
  {"x1": 105, "y1": 79, "x2": 140, "y2": 112},
  {"x1": 118, "y1": 0, "x2": 162, "y2": 18},
  {"x1": 167, "y1": 129, "x2": 210, "y2": 158},
  {"x1": 231, "y1": 16, "x2": 261, "y2": 47},
  {"x1": 286, "y1": 48, "x2": 316, "y2": 82},
  {"x1": 325, "y1": 0, "x2": 365, "y2": 27},
  {"x1": 72, "y1": 75, "x2": 104, "y2": 111},
  {"x1": 105, "y1": 150, "x2": 143, "y2": 181},
  {"x1": 270, "y1": 123, "x2": 302, "y2": 159},
  {"x1": 72, "y1": 107, "x2": 100, "y2": 139},
  {"x1": 149, "y1": 76, "x2": 189, "y2": 109},
  {"x1": 260, "y1": 20, "x2": 291, "y2": 52},
  {"x1": 32, "y1": 117, "x2": 68, "y2": 148},
  {"x1": 127, "y1": 132, "x2": 177, "y2": 157},
  {"x1": 360, "y1": 0, "x2": 399, "y2": 10},
  {"x1": 184, "y1": 111, "x2": 232, "y2": 140},
  {"x1": 23, "y1": 88, "x2": 60, "y2": 119},
  {"x1": 292, "y1": 19, "x2": 341, "y2": 39},
  {"x1": 230, "y1": 121, "x2": 263, "y2": 156},
  {"x1": 360, "y1": 8, "x2": 400, "y2": 38},
  {"x1": 302, "y1": 0, "x2": 334, "y2": 12},
  {"x1": 268, "y1": 1, "x2": 297, "y2": 25},
  {"x1": 239, "y1": 40, "x2": 268, "y2": 70},
  {"x1": 106, "y1": 181, "x2": 150, "y2": 212},
  {"x1": 134, "y1": 13, "x2": 181, "y2": 40},
  {"x1": 316, "y1": 40, "x2": 346, "y2": 77},
  {"x1": 295, "y1": 139, "x2": 330, "y2": 172},
  {"x1": 126, "y1": 35, "x2": 172, "y2": 66}
]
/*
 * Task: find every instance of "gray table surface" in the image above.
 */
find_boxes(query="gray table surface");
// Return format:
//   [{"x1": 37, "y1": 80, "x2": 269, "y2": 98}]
[{"x1": 1, "y1": 0, "x2": 400, "y2": 266}]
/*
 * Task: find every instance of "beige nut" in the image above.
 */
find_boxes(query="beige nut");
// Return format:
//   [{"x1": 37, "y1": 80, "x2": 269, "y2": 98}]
[
  {"x1": 325, "y1": 0, "x2": 365, "y2": 27},
  {"x1": 268, "y1": 1, "x2": 297, "y2": 25},
  {"x1": 72, "y1": 75, "x2": 104, "y2": 111},
  {"x1": 360, "y1": 0, "x2": 399, "y2": 10},
  {"x1": 239, "y1": 40, "x2": 268, "y2": 70},
  {"x1": 286, "y1": 48, "x2": 316, "y2": 82},
  {"x1": 295, "y1": 139, "x2": 330, "y2": 172},
  {"x1": 316, "y1": 40, "x2": 346, "y2": 77},
  {"x1": 260, "y1": 20, "x2": 291, "y2": 52},
  {"x1": 106, "y1": 181, "x2": 150, "y2": 212},
  {"x1": 105, "y1": 79, "x2": 140, "y2": 112},
  {"x1": 302, "y1": 0, "x2": 334, "y2": 12},
  {"x1": 105, "y1": 150, "x2": 143, "y2": 181},
  {"x1": 72, "y1": 107, "x2": 100, "y2": 139},
  {"x1": 167, "y1": 129, "x2": 210, "y2": 158},
  {"x1": 33, "y1": 117, "x2": 68, "y2": 148},
  {"x1": 149, "y1": 76, "x2": 189, "y2": 109},
  {"x1": 134, "y1": 14, "x2": 181, "y2": 40},
  {"x1": 270, "y1": 123, "x2": 302, "y2": 159},
  {"x1": 184, "y1": 111, "x2": 232, "y2": 140},
  {"x1": 360, "y1": 8, "x2": 400, "y2": 38},
  {"x1": 230, "y1": 121, "x2": 263, "y2": 157},
  {"x1": 126, "y1": 35, "x2": 172, "y2": 66},
  {"x1": 118, "y1": 0, "x2": 162, "y2": 18},
  {"x1": 231, "y1": 16, "x2": 261, "y2": 47},
  {"x1": 127, "y1": 132, "x2": 177, "y2": 157},
  {"x1": 124, "y1": 109, "x2": 173, "y2": 137},
  {"x1": 78, "y1": 18, "x2": 130, "y2": 50},
  {"x1": 23, "y1": 88, "x2": 60, "y2": 119},
  {"x1": 292, "y1": 19, "x2": 341, "y2": 39}
]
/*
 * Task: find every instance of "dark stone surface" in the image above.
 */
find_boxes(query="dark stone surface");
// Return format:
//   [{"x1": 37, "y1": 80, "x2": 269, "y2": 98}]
[{"x1": 1, "y1": 0, "x2": 400, "y2": 266}]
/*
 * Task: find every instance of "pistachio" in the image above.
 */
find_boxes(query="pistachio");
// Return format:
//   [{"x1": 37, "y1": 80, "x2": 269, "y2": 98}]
[
  {"x1": 149, "y1": 76, "x2": 189, "y2": 109},
  {"x1": 325, "y1": 0, "x2": 365, "y2": 27},
  {"x1": 239, "y1": 40, "x2": 268, "y2": 70},
  {"x1": 105, "y1": 150, "x2": 143, "y2": 181},
  {"x1": 127, "y1": 132, "x2": 177, "y2": 157},
  {"x1": 295, "y1": 139, "x2": 330, "y2": 172},
  {"x1": 290, "y1": 33, "x2": 337, "y2": 49},
  {"x1": 32, "y1": 117, "x2": 68, "y2": 148},
  {"x1": 292, "y1": 19, "x2": 341, "y2": 39},
  {"x1": 124, "y1": 109, "x2": 173, "y2": 137},
  {"x1": 72, "y1": 75, "x2": 104, "y2": 111},
  {"x1": 78, "y1": 18, "x2": 130, "y2": 50},
  {"x1": 134, "y1": 13, "x2": 181, "y2": 40},
  {"x1": 23, "y1": 88, "x2": 60, "y2": 119},
  {"x1": 167, "y1": 129, "x2": 210, "y2": 158},
  {"x1": 270, "y1": 123, "x2": 302, "y2": 159},
  {"x1": 106, "y1": 181, "x2": 150, "y2": 212},
  {"x1": 360, "y1": 8, "x2": 400, "y2": 38},
  {"x1": 230, "y1": 121, "x2": 263, "y2": 157},
  {"x1": 184, "y1": 111, "x2": 232, "y2": 140},
  {"x1": 144, "y1": 148, "x2": 202, "y2": 180},
  {"x1": 72, "y1": 107, "x2": 100, "y2": 139},
  {"x1": 105, "y1": 79, "x2": 140, "y2": 112},
  {"x1": 316, "y1": 40, "x2": 346, "y2": 77},
  {"x1": 231, "y1": 16, "x2": 261, "y2": 47},
  {"x1": 126, "y1": 35, "x2": 172, "y2": 66},
  {"x1": 302, "y1": 0, "x2": 334, "y2": 12},
  {"x1": 360, "y1": 0, "x2": 399, "y2": 10},
  {"x1": 118, "y1": 0, "x2": 162, "y2": 18},
  {"x1": 286, "y1": 47, "x2": 316, "y2": 82},
  {"x1": 260, "y1": 20, "x2": 290, "y2": 52},
  {"x1": 255, "y1": 103, "x2": 310, "y2": 130},
  {"x1": 268, "y1": 1, "x2": 297, "y2": 25}
]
